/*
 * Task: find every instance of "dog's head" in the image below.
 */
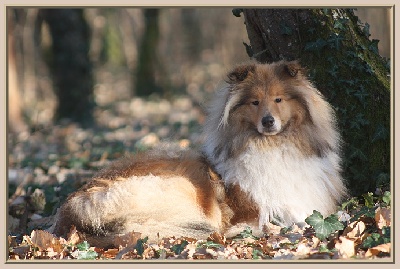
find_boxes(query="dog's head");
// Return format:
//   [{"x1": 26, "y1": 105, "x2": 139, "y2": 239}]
[{"x1": 220, "y1": 60, "x2": 311, "y2": 136}]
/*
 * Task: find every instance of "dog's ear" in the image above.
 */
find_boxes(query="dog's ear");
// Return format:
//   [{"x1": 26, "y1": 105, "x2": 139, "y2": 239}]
[
  {"x1": 285, "y1": 61, "x2": 301, "y2": 77},
  {"x1": 277, "y1": 60, "x2": 305, "y2": 78},
  {"x1": 227, "y1": 63, "x2": 256, "y2": 84}
]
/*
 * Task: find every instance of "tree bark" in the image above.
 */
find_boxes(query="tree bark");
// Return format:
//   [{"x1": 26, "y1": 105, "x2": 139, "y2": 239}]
[
  {"x1": 8, "y1": 10, "x2": 27, "y2": 133},
  {"x1": 241, "y1": 8, "x2": 390, "y2": 196},
  {"x1": 135, "y1": 9, "x2": 169, "y2": 97},
  {"x1": 40, "y1": 9, "x2": 94, "y2": 127}
]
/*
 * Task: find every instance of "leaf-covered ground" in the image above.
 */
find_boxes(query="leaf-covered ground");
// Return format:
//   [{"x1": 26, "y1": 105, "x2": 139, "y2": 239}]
[
  {"x1": 7, "y1": 198, "x2": 392, "y2": 260},
  {"x1": 8, "y1": 91, "x2": 392, "y2": 261}
]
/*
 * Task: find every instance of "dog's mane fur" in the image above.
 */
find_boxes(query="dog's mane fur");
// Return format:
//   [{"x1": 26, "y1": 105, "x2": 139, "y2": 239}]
[{"x1": 203, "y1": 60, "x2": 346, "y2": 227}]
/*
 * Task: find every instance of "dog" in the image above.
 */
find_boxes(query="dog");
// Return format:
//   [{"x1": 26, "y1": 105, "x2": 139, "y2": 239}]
[{"x1": 50, "y1": 60, "x2": 347, "y2": 247}]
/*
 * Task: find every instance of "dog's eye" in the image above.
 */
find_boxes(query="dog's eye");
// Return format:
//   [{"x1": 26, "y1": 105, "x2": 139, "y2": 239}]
[
  {"x1": 275, "y1": 98, "x2": 282, "y2": 103},
  {"x1": 251, "y1": 101, "x2": 259, "y2": 106}
]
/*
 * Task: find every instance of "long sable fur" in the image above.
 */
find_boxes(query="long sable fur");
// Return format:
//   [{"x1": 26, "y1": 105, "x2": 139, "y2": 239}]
[
  {"x1": 50, "y1": 60, "x2": 348, "y2": 247},
  {"x1": 203, "y1": 60, "x2": 347, "y2": 227}
]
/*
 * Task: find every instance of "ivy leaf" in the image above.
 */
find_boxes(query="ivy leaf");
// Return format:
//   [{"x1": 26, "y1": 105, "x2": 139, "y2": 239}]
[
  {"x1": 382, "y1": 191, "x2": 391, "y2": 206},
  {"x1": 252, "y1": 248, "x2": 265, "y2": 259},
  {"x1": 135, "y1": 236, "x2": 148, "y2": 256},
  {"x1": 76, "y1": 241, "x2": 90, "y2": 251},
  {"x1": 346, "y1": 50, "x2": 358, "y2": 58},
  {"x1": 197, "y1": 241, "x2": 223, "y2": 249},
  {"x1": 362, "y1": 233, "x2": 385, "y2": 249},
  {"x1": 357, "y1": 115, "x2": 369, "y2": 125},
  {"x1": 365, "y1": 63, "x2": 374, "y2": 75},
  {"x1": 376, "y1": 173, "x2": 390, "y2": 188},
  {"x1": 234, "y1": 226, "x2": 260, "y2": 240},
  {"x1": 328, "y1": 67, "x2": 338, "y2": 77},
  {"x1": 232, "y1": 8, "x2": 243, "y2": 17},
  {"x1": 369, "y1": 39, "x2": 380, "y2": 54},
  {"x1": 354, "y1": 87, "x2": 370, "y2": 106},
  {"x1": 351, "y1": 206, "x2": 376, "y2": 222},
  {"x1": 304, "y1": 39, "x2": 327, "y2": 51},
  {"x1": 362, "y1": 192, "x2": 375, "y2": 208},
  {"x1": 307, "y1": 27, "x2": 316, "y2": 35},
  {"x1": 171, "y1": 240, "x2": 189, "y2": 255},
  {"x1": 322, "y1": 9, "x2": 330, "y2": 16},
  {"x1": 327, "y1": 34, "x2": 344, "y2": 50},
  {"x1": 349, "y1": 147, "x2": 368, "y2": 161},
  {"x1": 381, "y1": 226, "x2": 391, "y2": 240},
  {"x1": 372, "y1": 124, "x2": 389, "y2": 142},
  {"x1": 74, "y1": 241, "x2": 98, "y2": 260},
  {"x1": 319, "y1": 244, "x2": 332, "y2": 253},
  {"x1": 77, "y1": 250, "x2": 98, "y2": 260},
  {"x1": 362, "y1": 22, "x2": 371, "y2": 37},
  {"x1": 305, "y1": 210, "x2": 344, "y2": 240},
  {"x1": 341, "y1": 197, "x2": 359, "y2": 210},
  {"x1": 333, "y1": 18, "x2": 348, "y2": 30},
  {"x1": 280, "y1": 22, "x2": 293, "y2": 35}
]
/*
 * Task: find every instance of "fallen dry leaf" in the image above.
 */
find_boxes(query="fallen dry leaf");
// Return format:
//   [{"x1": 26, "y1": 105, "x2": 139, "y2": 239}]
[
  {"x1": 30, "y1": 229, "x2": 64, "y2": 253},
  {"x1": 265, "y1": 222, "x2": 282, "y2": 234},
  {"x1": 375, "y1": 207, "x2": 391, "y2": 229},
  {"x1": 335, "y1": 236, "x2": 356, "y2": 258},
  {"x1": 183, "y1": 242, "x2": 197, "y2": 259},
  {"x1": 311, "y1": 236, "x2": 320, "y2": 248},
  {"x1": 294, "y1": 242, "x2": 311, "y2": 256},
  {"x1": 114, "y1": 231, "x2": 142, "y2": 248},
  {"x1": 365, "y1": 243, "x2": 391, "y2": 257},
  {"x1": 8, "y1": 235, "x2": 18, "y2": 248},
  {"x1": 342, "y1": 220, "x2": 366, "y2": 239},
  {"x1": 207, "y1": 232, "x2": 225, "y2": 245},
  {"x1": 142, "y1": 247, "x2": 156, "y2": 259},
  {"x1": 245, "y1": 246, "x2": 253, "y2": 259},
  {"x1": 66, "y1": 225, "x2": 81, "y2": 245},
  {"x1": 102, "y1": 248, "x2": 119, "y2": 259},
  {"x1": 10, "y1": 245, "x2": 30, "y2": 257}
]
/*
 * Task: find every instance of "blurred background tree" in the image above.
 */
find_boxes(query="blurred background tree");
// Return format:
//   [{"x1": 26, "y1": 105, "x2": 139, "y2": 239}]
[
  {"x1": 39, "y1": 9, "x2": 95, "y2": 127},
  {"x1": 7, "y1": 8, "x2": 251, "y2": 129},
  {"x1": 135, "y1": 9, "x2": 168, "y2": 97},
  {"x1": 8, "y1": 10, "x2": 26, "y2": 133}
]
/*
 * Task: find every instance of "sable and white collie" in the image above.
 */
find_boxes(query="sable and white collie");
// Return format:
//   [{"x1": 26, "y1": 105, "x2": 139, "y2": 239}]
[{"x1": 51, "y1": 61, "x2": 347, "y2": 246}]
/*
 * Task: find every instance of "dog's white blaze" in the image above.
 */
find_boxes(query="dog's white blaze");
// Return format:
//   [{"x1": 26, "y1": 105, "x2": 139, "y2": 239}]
[{"x1": 219, "y1": 142, "x2": 342, "y2": 227}]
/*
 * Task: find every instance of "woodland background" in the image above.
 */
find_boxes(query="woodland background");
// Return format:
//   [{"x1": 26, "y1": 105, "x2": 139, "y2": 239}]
[{"x1": 7, "y1": 7, "x2": 392, "y2": 260}]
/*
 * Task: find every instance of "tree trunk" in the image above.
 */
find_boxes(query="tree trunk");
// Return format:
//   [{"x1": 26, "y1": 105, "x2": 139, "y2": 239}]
[
  {"x1": 40, "y1": 9, "x2": 94, "y2": 127},
  {"x1": 181, "y1": 9, "x2": 202, "y2": 64},
  {"x1": 8, "y1": 10, "x2": 27, "y2": 133},
  {"x1": 240, "y1": 8, "x2": 390, "y2": 196},
  {"x1": 135, "y1": 9, "x2": 169, "y2": 97}
]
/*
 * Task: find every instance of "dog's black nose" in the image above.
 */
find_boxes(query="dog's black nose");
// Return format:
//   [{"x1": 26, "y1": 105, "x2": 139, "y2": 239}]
[{"x1": 262, "y1": 115, "x2": 275, "y2": 127}]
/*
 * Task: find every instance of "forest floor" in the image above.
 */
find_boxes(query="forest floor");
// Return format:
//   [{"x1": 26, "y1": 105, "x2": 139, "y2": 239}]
[{"x1": 7, "y1": 69, "x2": 391, "y2": 262}]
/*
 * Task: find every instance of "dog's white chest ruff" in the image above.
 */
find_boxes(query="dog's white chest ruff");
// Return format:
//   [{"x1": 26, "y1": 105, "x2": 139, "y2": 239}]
[{"x1": 220, "y1": 143, "x2": 342, "y2": 227}]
